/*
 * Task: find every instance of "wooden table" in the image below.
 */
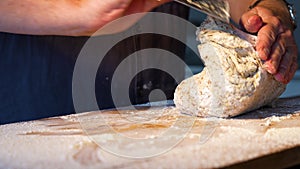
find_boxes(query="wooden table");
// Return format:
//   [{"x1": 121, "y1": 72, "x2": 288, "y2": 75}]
[{"x1": 1, "y1": 97, "x2": 300, "y2": 169}]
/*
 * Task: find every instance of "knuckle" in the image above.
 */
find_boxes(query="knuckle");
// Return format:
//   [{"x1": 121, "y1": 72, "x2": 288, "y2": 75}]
[
  {"x1": 273, "y1": 40, "x2": 286, "y2": 56},
  {"x1": 279, "y1": 64, "x2": 287, "y2": 72},
  {"x1": 292, "y1": 54, "x2": 298, "y2": 62},
  {"x1": 294, "y1": 62, "x2": 299, "y2": 70},
  {"x1": 284, "y1": 29, "x2": 293, "y2": 37},
  {"x1": 271, "y1": 17, "x2": 281, "y2": 27},
  {"x1": 270, "y1": 17, "x2": 285, "y2": 33},
  {"x1": 259, "y1": 29, "x2": 276, "y2": 43},
  {"x1": 269, "y1": 63, "x2": 278, "y2": 73},
  {"x1": 278, "y1": 43, "x2": 286, "y2": 55}
]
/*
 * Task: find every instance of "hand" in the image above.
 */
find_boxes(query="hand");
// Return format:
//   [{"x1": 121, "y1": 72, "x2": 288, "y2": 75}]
[{"x1": 240, "y1": 6, "x2": 298, "y2": 84}]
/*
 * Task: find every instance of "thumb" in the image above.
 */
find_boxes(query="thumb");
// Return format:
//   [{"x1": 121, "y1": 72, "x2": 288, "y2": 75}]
[{"x1": 240, "y1": 10, "x2": 263, "y2": 33}]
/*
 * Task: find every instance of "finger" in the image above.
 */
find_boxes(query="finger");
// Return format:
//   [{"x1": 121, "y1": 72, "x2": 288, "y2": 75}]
[
  {"x1": 273, "y1": 57, "x2": 289, "y2": 84},
  {"x1": 274, "y1": 62, "x2": 295, "y2": 84},
  {"x1": 286, "y1": 44, "x2": 298, "y2": 82},
  {"x1": 274, "y1": 49, "x2": 295, "y2": 84},
  {"x1": 256, "y1": 17, "x2": 284, "y2": 60},
  {"x1": 263, "y1": 33, "x2": 286, "y2": 74},
  {"x1": 240, "y1": 9, "x2": 263, "y2": 33},
  {"x1": 287, "y1": 61, "x2": 298, "y2": 83}
]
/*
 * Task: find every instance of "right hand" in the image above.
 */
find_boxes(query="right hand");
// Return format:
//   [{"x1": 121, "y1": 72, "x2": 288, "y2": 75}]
[{"x1": 240, "y1": 6, "x2": 298, "y2": 84}]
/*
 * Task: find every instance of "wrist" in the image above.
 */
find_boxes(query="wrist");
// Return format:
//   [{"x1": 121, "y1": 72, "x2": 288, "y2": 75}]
[{"x1": 283, "y1": 1, "x2": 297, "y2": 30}]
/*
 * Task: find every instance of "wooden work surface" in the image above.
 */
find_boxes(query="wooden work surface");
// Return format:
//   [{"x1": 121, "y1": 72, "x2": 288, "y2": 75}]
[{"x1": 1, "y1": 97, "x2": 300, "y2": 169}]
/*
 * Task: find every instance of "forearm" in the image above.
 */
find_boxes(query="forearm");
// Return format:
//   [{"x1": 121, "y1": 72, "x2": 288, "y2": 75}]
[
  {"x1": 0, "y1": 0, "x2": 94, "y2": 36},
  {"x1": 0, "y1": 0, "x2": 171, "y2": 36}
]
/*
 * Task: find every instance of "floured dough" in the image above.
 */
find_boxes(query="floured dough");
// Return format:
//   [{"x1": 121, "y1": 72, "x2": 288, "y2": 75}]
[{"x1": 174, "y1": 17, "x2": 286, "y2": 118}]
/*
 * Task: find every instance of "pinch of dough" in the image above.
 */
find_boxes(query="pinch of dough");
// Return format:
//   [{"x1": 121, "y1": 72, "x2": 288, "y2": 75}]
[{"x1": 174, "y1": 17, "x2": 286, "y2": 118}]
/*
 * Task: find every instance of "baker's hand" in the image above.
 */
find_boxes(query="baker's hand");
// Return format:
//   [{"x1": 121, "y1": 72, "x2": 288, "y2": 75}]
[{"x1": 240, "y1": 6, "x2": 298, "y2": 84}]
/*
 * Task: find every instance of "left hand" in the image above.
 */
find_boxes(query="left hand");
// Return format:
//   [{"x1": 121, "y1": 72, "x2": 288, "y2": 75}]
[{"x1": 240, "y1": 6, "x2": 298, "y2": 84}]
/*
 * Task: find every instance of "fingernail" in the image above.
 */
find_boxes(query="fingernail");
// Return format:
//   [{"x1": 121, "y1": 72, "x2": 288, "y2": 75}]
[
  {"x1": 262, "y1": 63, "x2": 268, "y2": 69},
  {"x1": 274, "y1": 73, "x2": 287, "y2": 84},
  {"x1": 258, "y1": 48, "x2": 269, "y2": 60},
  {"x1": 267, "y1": 69, "x2": 275, "y2": 74},
  {"x1": 263, "y1": 64, "x2": 272, "y2": 74},
  {"x1": 274, "y1": 73, "x2": 281, "y2": 80},
  {"x1": 264, "y1": 62, "x2": 276, "y2": 74}
]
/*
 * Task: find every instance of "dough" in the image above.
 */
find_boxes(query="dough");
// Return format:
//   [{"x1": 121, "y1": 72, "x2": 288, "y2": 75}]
[{"x1": 174, "y1": 17, "x2": 286, "y2": 118}]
